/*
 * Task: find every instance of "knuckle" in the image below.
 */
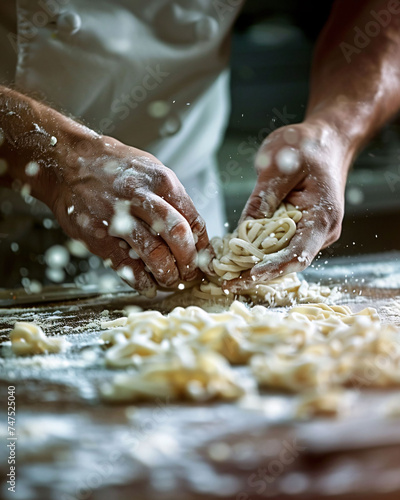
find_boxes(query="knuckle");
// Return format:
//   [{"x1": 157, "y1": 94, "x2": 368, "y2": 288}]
[
  {"x1": 169, "y1": 219, "x2": 190, "y2": 240},
  {"x1": 301, "y1": 254, "x2": 313, "y2": 268},
  {"x1": 146, "y1": 245, "x2": 179, "y2": 286},
  {"x1": 279, "y1": 247, "x2": 314, "y2": 273},
  {"x1": 110, "y1": 254, "x2": 138, "y2": 273},
  {"x1": 334, "y1": 226, "x2": 342, "y2": 241},
  {"x1": 105, "y1": 244, "x2": 142, "y2": 272},
  {"x1": 146, "y1": 240, "x2": 170, "y2": 261},
  {"x1": 190, "y1": 215, "x2": 206, "y2": 237},
  {"x1": 107, "y1": 251, "x2": 156, "y2": 293},
  {"x1": 155, "y1": 166, "x2": 176, "y2": 189},
  {"x1": 158, "y1": 273, "x2": 180, "y2": 288},
  {"x1": 330, "y1": 208, "x2": 343, "y2": 229},
  {"x1": 75, "y1": 138, "x2": 96, "y2": 156},
  {"x1": 286, "y1": 255, "x2": 308, "y2": 273},
  {"x1": 117, "y1": 175, "x2": 138, "y2": 195},
  {"x1": 326, "y1": 226, "x2": 342, "y2": 246},
  {"x1": 318, "y1": 205, "x2": 343, "y2": 233}
]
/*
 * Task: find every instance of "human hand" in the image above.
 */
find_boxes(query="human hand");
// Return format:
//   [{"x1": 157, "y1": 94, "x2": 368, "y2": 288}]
[
  {"x1": 225, "y1": 121, "x2": 352, "y2": 293},
  {"x1": 48, "y1": 130, "x2": 214, "y2": 297},
  {"x1": 0, "y1": 87, "x2": 214, "y2": 297}
]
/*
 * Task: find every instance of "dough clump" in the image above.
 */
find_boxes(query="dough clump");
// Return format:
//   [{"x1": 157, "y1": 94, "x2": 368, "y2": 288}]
[
  {"x1": 189, "y1": 203, "x2": 338, "y2": 306},
  {"x1": 10, "y1": 322, "x2": 69, "y2": 355}
]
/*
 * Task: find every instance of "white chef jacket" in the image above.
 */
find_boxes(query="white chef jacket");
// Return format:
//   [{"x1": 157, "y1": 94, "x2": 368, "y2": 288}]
[{"x1": 0, "y1": 0, "x2": 244, "y2": 236}]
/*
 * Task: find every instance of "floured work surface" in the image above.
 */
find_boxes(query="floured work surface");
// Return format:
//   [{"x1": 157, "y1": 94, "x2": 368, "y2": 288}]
[{"x1": 1, "y1": 254, "x2": 400, "y2": 500}]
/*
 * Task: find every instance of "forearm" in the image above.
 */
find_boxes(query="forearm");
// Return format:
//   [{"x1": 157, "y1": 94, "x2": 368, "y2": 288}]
[
  {"x1": 305, "y1": 0, "x2": 400, "y2": 158},
  {"x1": 0, "y1": 86, "x2": 99, "y2": 206},
  {"x1": 1, "y1": 85, "x2": 214, "y2": 292}
]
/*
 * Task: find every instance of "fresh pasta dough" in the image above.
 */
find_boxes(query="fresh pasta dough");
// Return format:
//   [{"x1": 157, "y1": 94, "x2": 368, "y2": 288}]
[
  {"x1": 100, "y1": 299, "x2": 400, "y2": 402},
  {"x1": 191, "y1": 271, "x2": 337, "y2": 307},
  {"x1": 157, "y1": 203, "x2": 338, "y2": 307},
  {"x1": 294, "y1": 388, "x2": 352, "y2": 418},
  {"x1": 10, "y1": 322, "x2": 69, "y2": 355},
  {"x1": 211, "y1": 203, "x2": 302, "y2": 280},
  {"x1": 101, "y1": 349, "x2": 246, "y2": 402},
  {"x1": 10, "y1": 297, "x2": 400, "y2": 408},
  {"x1": 190, "y1": 203, "x2": 311, "y2": 303},
  {"x1": 251, "y1": 312, "x2": 400, "y2": 391}
]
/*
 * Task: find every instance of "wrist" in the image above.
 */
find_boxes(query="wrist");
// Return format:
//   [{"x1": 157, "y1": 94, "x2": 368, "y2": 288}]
[
  {"x1": 304, "y1": 100, "x2": 373, "y2": 160},
  {"x1": 0, "y1": 87, "x2": 104, "y2": 209},
  {"x1": 0, "y1": 89, "x2": 60, "y2": 206}
]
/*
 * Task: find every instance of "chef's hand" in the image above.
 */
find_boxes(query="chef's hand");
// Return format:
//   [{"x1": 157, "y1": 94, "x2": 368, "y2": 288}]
[
  {"x1": 0, "y1": 87, "x2": 214, "y2": 297},
  {"x1": 225, "y1": 121, "x2": 351, "y2": 293},
  {"x1": 51, "y1": 134, "x2": 214, "y2": 297},
  {"x1": 224, "y1": 0, "x2": 400, "y2": 292}
]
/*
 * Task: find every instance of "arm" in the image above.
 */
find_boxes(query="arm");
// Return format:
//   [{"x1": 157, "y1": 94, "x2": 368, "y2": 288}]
[
  {"x1": 227, "y1": 0, "x2": 400, "y2": 292},
  {"x1": 0, "y1": 86, "x2": 214, "y2": 296},
  {"x1": 307, "y1": 0, "x2": 400, "y2": 145}
]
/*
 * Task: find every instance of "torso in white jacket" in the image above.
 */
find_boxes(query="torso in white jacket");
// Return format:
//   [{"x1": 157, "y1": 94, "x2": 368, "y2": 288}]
[{"x1": 0, "y1": 0, "x2": 244, "y2": 235}]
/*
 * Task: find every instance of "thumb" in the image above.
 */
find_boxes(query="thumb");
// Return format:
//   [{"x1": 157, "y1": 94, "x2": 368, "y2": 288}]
[{"x1": 240, "y1": 143, "x2": 305, "y2": 222}]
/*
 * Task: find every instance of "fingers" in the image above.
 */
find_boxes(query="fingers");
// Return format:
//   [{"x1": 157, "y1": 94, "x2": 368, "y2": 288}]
[
  {"x1": 228, "y1": 169, "x2": 344, "y2": 293},
  {"x1": 253, "y1": 223, "x2": 324, "y2": 280},
  {"x1": 167, "y1": 186, "x2": 215, "y2": 274},
  {"x1": 223, "y1": 209, "x2": 327, "y2": 293},
  {"x1": 240, "y1": 177, "x2": 285, "y2": 223},
  {"x1": 154, "y1": 169, "x2": 215, "y2": 274},
  {"x1": 108, "y1": 212, "x2": 185, "y2": 288},
  {"x1": 191, "y1": 215, "x2": 215, "y2": 275},
  {"x1": 102, "y1": 239, "x2": 157, "y2": 298},
  {"x1": 240, "y1": 163, "x2": 303, "y2": 224},
  {"x1": 114, "y1": 160, "x2": 214, "y2": 276},
  {"x1": 123, "y1": 224, "x2": 186, "y2": 289},
  {"x1": 132, "y1": 194, "x2": 204, "y2": 281},
  {"x1": 240, "y1": 127, "x2": 309, "y2": 223}
]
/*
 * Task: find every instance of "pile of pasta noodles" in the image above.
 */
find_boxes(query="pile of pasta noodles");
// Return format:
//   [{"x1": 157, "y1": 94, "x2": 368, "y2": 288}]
[
  {"x1": 191, "y1": 203, "x2": 311, "y2": 304},
  {"x1": 211, "y1": 203, "x2": 302, "y2": 280},
  {"x1": 163, "y1": 202, "x2": 336, "y2": 307},
  {"x1": 99, "y1": 300, "x2": 400, "y2": 410},
  {"x1": 96, "y1": 204, "x2": 400, "y2": 407}
]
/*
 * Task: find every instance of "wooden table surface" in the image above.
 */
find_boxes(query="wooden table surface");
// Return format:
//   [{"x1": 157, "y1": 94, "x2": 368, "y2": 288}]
[{"x1": 1, "y1": 254, "x2": 400, "y2": 500}]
